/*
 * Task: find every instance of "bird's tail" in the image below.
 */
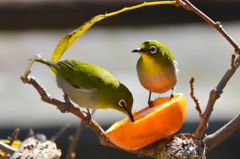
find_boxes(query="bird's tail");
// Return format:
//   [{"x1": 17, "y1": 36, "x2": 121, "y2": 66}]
[
  {"x1": 34, "y1": 58, "x2": 59, "y2": 75},
  {"x1": 34, "y1": 59, "x2": 55, "y2": 66}
]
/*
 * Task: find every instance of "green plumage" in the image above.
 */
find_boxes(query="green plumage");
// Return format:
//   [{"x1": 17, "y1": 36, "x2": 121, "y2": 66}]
[
  {"x1": 48, "y1": 60, "x2": 119, "y2": 90},
  {"x1": 35, "y1": 59, "x2": 134, "y2": 121}
]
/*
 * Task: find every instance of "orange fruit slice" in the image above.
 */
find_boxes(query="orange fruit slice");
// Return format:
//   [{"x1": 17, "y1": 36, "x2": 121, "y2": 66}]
[{"x1": 106, "y1": 93, "x2": 187, "y2": 150}]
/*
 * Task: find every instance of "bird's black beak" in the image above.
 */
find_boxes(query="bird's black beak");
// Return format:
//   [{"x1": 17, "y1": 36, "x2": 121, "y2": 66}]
[
  {"x1": 127, "y1": 110, "x2": 135, "y2": 122},
  {"x1": 132, "y1": 48, "x2": 144, "y2": 53}
]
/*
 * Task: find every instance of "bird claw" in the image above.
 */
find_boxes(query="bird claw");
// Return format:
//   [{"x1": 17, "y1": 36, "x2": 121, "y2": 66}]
[
  {"x1": 170, "y1": 88, "x2": 175, "y2": 100},
  {"x1": 148, "y1": 100, "x2": 154, "y2": 108},
  {"x1": 83, "y1": 109, "x2": 92, "y2": 125},
  {"x1": 62, "y1": 93, "x2": 71, "y2": 113},
  {"x1": 170, "y1": 93, "x2": 174, "y2": 100},
  {"x1": 148, "y1": 91, "x2": 154, "y2": 108}
]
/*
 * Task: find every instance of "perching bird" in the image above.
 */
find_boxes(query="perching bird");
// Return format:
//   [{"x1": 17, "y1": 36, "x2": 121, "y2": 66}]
[
  {"x1": 132, "y1": 40, "x2": 178, "y2": 107},
  {"x1": 35, "y1": 58, "x2": 134, "y2": 122}
]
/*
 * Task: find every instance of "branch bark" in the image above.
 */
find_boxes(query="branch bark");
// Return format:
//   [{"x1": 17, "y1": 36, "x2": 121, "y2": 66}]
[
  {"x1": 195, "y1": 55, "x2": 240, "y2": 139},
  {"x1": 176, "y1": 0, "x2": 240, "y2": 141},
  {"x1": 176, "y1": 0, "x2": 240, "y2": 53},
  {"x1": 203, "y1": 114, "x2": 240, "y2": 152}
]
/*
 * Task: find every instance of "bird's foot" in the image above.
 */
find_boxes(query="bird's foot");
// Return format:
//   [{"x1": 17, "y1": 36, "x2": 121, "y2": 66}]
[
  {"x1": 148, "y1": 91, "x2": 154, "y2": 108},
  {"x1": 148, "y1": 100, "x2": 154, "y2": 108},
  {"x1": 170, "y1": 87, "x2": 175, "y2": 100},
  {"x1": 83, "y1": 109, "x2": 92, "y2": 125},
  {"x1": 170, "y1": 93, "x2": 174, "y2": 100},
  {"x1": 62, "y1": 93, "x2": 71, "y2": 113}
]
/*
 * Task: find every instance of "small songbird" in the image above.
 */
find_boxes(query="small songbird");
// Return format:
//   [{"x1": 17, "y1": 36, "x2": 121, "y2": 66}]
[
  {"x1": 132, "y1": 40, "x2": 178, "y2": 107},
  {"x1": 35, "y1": 58, "x2": 134, "y2": 122}
]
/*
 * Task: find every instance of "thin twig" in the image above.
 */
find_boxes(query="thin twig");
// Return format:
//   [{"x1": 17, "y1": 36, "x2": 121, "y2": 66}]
[
  {"x1": 203, "y1": 114, "x2": 240, "y2": 152},
  {"x1": 8, "y1": 128, "x2": 20, "y2": 146},
  {"x1": 195, "y1": 55, "x2": 240, "y2": 139},
  {"x1": 66, "y1": 110, "x2": 95, "y2": 159},
  {"x1": 66, "y1": 122, "x2": 85, "y2": 159},
  {"x1": 27, "y1": 129, "x2": 35, "y2": 138},
  {"x1": 231, "y1": 53, "x2": 236, "y2": 68},
  {"x1": 176, "y1": 0, "x2": 240, "y2": 53},
  {"x1": 189, "y1": 76, "x2": 202, "y2": 117},
  {"x1": 50, "y1": 124, "x2": 71, "y2": 142}
]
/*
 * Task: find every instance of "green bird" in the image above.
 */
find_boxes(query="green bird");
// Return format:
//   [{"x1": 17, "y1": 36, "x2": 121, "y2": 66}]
[
  {"x1": 35, "y1": 58, "x2": 134, "y2": 122},
  {"x1": 132, "y1": 40, "x2": 178, "y2": 107}
]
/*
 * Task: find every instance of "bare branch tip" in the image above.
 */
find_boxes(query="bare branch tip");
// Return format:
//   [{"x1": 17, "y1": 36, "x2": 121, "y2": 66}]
[
  {"x1": 189, "y1": 76, "x2": 202, "y2": 116},
  {"x1": 190, "y1": 75, "x2": 195, "y2": 84},
  {"x1": 231, "y1": 53, "x2": 236, "y2": 68},
  {"x1": 21, "y1": 53, "x2": 45, "y2": 83}
]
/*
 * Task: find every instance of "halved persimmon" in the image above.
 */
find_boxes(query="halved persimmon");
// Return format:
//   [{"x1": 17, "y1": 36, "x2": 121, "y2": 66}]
[{"x1": 106, "y1": 93, "x2": 187, "y2": 150}]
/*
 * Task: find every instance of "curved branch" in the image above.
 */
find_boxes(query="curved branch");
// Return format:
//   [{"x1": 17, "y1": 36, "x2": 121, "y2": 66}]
[
  {"x1": 175, "y1": 0, "x2": 240, "y2": 140},
  {"x1": 203, "y1": 114, "x2": 240, "y2": 152},
  {"x1": 195, "y1": 55, "x2": 240, "y2": 139},
  {"x1": 176, "y1": 0, "x2": 240, "y2": 53}
]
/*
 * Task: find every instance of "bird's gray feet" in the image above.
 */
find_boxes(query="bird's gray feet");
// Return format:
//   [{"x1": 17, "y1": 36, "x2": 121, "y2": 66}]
[
  {"x1": 148, "y1": 100, "x2": 154, "y2": 108},
  {"x1": 170, "y1": 93, "x2": 174, "y2": 100},
  {"x1": 62, "y1": 93, "x2": 71, "y2": 113},
  {"x1": 83, "y1": 108, "x2": 92, "y2": 125},
  {"x1": 170, "y1": 88, "x2": 175, "y2": 100},
  {"x1": 148, "y1": 91, "x2": 154, "y2": 108}
]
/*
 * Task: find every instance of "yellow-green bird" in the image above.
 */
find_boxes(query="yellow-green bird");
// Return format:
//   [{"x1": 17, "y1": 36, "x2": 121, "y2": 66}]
[
  {"x1": 35, "y1": 58, "x2": 134, "y2": 122},
  {"x1": 132, "y1": 40, "x2": 178, "y2": 107}
]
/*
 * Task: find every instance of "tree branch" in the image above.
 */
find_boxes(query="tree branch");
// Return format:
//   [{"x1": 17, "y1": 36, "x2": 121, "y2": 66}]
[
  {"x1": 176, "y1": 0, "x2": 240, "y2": 53},
  {"x1": 189, "y1": 76, "x2": 202, "y2": 118},
  {"x1": 66, "y1": 121, "x2": 85, "y2": 159},
  {"x1": 195, "y1": 54, "x2": 240, "y2": 139},
  {"x1": 176, "y1": 0, "x2": 240, "y2": 140},
  {"x1": 203, "y1": 114, "x2": 240, "y2": 152}
]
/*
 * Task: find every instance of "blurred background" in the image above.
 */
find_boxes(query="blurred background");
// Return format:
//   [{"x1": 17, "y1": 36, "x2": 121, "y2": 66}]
[{"x1": 0, "y1": 0, "x2": 240, "y2": 158}]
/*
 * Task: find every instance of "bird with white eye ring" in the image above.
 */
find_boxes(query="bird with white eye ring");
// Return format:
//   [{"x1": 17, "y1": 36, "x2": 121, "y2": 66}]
[
  {"x1": 34, "y1": 58, "x2": 135, "y2": 122},
  {"x1": 132, "y1": 40, "x2": 178, "y2": 107}
]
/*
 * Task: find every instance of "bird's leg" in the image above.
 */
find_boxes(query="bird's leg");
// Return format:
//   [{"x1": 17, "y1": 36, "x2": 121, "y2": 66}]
[
  {"x1": 63, "y1": 93, "x2": 72, "y2": 113},
  {"x1": 170, "y1": 88, "x2": 175, "y2": 100},
  {"x1": 148, "y1": 91, "x2": 154, "y2": 108},
  {"x1": 83, "y1": 108, "x2": 92, "y2": 125}
]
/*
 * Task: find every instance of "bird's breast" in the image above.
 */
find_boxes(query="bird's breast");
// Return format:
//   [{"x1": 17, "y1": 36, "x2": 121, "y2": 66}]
[{"x1": 137, "y1": 63, "x2": 178, "y2": 93}]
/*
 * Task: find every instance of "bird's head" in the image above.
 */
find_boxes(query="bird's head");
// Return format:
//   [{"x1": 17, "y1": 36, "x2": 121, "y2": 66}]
[
  {"x1": 112, "y1": 84, "x2": 134, "y2": 122},
  {"x1": 132, "y1": 40, "x2": 175, "y2": 62}
]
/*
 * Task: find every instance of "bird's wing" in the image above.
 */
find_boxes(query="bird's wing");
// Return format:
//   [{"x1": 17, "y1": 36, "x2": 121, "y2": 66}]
[
  {"x1": 173, "y1": 60, "x2": 179, "y2": 72},
  {"x1": 53, "y1": 60, "x2": 118, "y2": 90},
  {"x1": 74, "y1": 85, "x2": 98, "y2": 93}
]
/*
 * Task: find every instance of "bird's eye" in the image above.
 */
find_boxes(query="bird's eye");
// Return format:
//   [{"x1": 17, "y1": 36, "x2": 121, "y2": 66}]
[
  {"x1": 149, "y1": 46, "x2": 157, "y2": 54},
  {"x1": 118, "y1": 99, "x2": 126, "y2": 108}
]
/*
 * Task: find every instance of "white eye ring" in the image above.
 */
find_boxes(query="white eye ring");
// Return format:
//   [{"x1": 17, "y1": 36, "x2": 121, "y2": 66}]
[
  {"x1": 149, "y1": 46, "x2": 157, "y2": 54},
  {"x1": 118, "y1": 99, "x2": 126, "y2": 108}
]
